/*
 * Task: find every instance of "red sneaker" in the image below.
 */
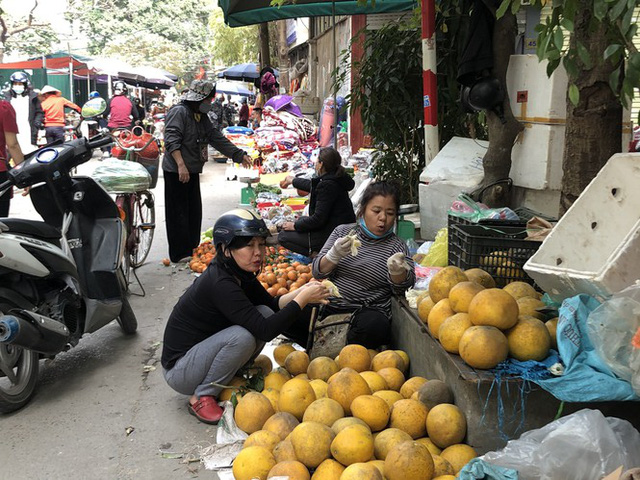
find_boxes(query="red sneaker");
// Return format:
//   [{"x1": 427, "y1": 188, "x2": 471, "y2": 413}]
[{"x1": 188, "y1": 396, "x2": 223, "y2": 424}]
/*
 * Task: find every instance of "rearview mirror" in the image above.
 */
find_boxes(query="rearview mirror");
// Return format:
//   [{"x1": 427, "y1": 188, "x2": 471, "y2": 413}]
[{"x1": 81, "y1": 98, "x2": 107, "y2": 118}]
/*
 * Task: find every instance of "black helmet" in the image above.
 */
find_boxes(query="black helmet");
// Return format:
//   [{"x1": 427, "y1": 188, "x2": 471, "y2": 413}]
[
  {"x1": 462, "y1": 77, "x2": 504, "y2": 112},
  {"x1": 9, "y1": 71, "x2": 29, "y2": 85},
  {"x1": 213, "y1": 209, "x2": 269, "y2": 249},
  {"x1": 113, "y1": 81, "x2": 127, "y2": 94}
]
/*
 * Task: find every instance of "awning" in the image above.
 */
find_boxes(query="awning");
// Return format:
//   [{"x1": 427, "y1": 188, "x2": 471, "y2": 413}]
[
  {"x1": 0, "y1": 56, "x2": 86, "y2": 70},
  {"x1": 218, "y1": 0, "x2": 417, "y2": 27}
]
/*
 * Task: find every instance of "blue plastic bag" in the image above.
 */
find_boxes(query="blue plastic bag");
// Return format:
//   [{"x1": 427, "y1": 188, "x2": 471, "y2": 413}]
[{"x1": 534, "y1": 295, "x2": 640, "y2": 402}]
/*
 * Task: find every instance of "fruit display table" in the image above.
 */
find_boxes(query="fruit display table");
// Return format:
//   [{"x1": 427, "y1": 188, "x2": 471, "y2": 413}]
[{"x1": 390, "y1": 297, "x2": 640, "y2": 454}]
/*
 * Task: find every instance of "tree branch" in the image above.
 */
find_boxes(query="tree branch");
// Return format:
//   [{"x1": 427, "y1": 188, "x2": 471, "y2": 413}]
[{"x1": 9, "y1": 23, "x2": 47, "y2": 35}]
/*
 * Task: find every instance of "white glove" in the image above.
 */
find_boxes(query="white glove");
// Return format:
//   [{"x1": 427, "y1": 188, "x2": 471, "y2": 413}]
[
  {"x1": 325, "y1": 236, "x2": 353, "y2": 264},
  {"x1": 387, "y1": 252, "x2": 409, "y2": 276}
]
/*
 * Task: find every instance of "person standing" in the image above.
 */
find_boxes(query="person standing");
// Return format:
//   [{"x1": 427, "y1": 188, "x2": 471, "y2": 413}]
[
  {"x1": 104, "y1": 81, "x2": 139, "y2": 131},
  {"x1": 238, "y1": 98, "x2": 250, "y2": 127},
  {"x1": 208, "y1": 95, "x2": 224, "y2": 130},
  {"x1": 4, "y1": 71, "x2": 44, "y2": 154},
  {"x1": 132, "y1": 97, "x2": 146, "y2": 123},
  {"x1": 162, "y1": 80, "x2": 253, "y2": 263},
  {"x1": 0, "y1": 99, "x2": 25, "y2": 216},
  {"x1": 40, "y1": 85, "x2": 81, "y2": 144}
]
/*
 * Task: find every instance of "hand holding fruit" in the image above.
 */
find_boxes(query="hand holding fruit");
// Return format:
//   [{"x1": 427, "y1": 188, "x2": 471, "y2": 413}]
[
  {"x1": 296, "y1": 282, "x2": 330, "y2": 306},
  {"x1": 325, "y1": 236, "x2": 354, "y2": 264},
  {"x1": 387, "y1": 252, "x2": 409, "y2": 276},
  {"x1": 279, "y1": 175, "x2": 294, "y2": 189}
]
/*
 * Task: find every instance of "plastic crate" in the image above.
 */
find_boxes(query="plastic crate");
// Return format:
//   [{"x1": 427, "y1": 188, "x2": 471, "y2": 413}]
[{"x1": 448, "y1": 224, "x2": 543, "y2": 287}]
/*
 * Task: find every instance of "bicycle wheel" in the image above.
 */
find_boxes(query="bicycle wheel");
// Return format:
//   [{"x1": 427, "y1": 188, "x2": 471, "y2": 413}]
[{"x1": 130, "y1": 190, "x2": 155, "y2": 268}]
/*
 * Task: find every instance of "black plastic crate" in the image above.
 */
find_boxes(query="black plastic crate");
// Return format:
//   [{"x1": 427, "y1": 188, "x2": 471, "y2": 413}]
[{"x1": 448, "y1": 224, "x2": 542, "y2": 288}]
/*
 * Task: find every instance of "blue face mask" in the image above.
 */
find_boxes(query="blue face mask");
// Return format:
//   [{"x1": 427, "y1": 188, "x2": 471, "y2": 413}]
[{"x1": 358, "y1": 217, "x2": 394, "y2": 239}]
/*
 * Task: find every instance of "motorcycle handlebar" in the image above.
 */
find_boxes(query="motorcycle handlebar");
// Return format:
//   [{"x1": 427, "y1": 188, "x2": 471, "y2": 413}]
[{"x1": 87, "y1": 135, "x2": 113, "y2": 150}]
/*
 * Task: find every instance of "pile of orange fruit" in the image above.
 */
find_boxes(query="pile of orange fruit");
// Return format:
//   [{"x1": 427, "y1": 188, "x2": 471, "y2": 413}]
[
  {"x1": 189, "y1": 241, "x2": 215, "y2": 273},
  {"x1": 258, "y1": 261, "x2": 314, "y2": 296}
]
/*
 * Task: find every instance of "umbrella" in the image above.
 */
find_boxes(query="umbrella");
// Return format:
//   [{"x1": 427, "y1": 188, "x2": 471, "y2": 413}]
[
  {"x1": 218, "y1": 63, "x2": 279, "y2": 82},
  {"x1": 215, "y1": 81, "x2": 253, "y2": 97}
]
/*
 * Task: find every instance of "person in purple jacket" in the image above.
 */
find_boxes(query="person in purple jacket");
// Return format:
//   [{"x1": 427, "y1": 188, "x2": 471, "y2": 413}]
[{"x1": 161, "y1": 209, "x2": 330, "y2": 424}]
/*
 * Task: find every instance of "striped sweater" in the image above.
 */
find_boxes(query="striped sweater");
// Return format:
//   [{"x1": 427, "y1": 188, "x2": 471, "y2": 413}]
[{"x1": 312, "y1": 223, "x2": 415, "y2": 317}]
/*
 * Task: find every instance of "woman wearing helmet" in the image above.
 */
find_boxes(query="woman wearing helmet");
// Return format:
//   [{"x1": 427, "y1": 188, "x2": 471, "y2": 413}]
[
  {"x1": 3, "y1": 71, "x2": 44, "y2": 153},
  {"x1": 161, "y1": 209, "x2": 330, "y2": 425}
]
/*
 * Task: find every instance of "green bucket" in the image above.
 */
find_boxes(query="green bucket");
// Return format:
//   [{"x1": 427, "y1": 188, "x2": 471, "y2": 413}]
[{"x1": 397, "y1": 218, "x2": 415, "y2": 241}]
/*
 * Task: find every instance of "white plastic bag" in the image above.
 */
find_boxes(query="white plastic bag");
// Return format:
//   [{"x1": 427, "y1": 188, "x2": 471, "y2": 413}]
[
  {"x1": 587, "y1": 282, "x2": 640, "y2": 394},
  {"x1": 480, "y1": 409, "x2": 640, "y2": 480}
]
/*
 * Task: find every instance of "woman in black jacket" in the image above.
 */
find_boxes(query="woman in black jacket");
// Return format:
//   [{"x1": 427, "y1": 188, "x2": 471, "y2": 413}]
[{"x1": 278, "y1": 147, "x2": 356, "y2": 256}]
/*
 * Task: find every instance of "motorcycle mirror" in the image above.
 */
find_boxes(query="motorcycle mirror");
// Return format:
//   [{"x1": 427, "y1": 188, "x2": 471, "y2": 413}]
[{"x1": 81, "y1": 98, "x2": 107, "y2": 118}]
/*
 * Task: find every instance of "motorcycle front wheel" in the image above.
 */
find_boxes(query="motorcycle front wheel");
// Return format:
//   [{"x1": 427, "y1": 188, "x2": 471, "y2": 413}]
[
  {"x1": 117, "y1": 296, "x2": 138, "y2": 335},
  {"x1": 0, "y1": 302, "x2": 39, "y2": 413}
]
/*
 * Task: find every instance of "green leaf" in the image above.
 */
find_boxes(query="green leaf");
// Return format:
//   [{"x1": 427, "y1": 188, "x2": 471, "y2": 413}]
[
  {"x1": 553, "y1": 28, "x2": 564, "y2": 50},
  {"x1": 547, "y1": 48, "x2": 561, "y2": 61},
  {"x1": 629, "y1": 52, "x2": 640, "y2": 70},
  {"x1": 568, "y1": 84, "x2": 580, "y2": 106},
  {"x1": 603, "y1": 44, "x2": 623, "y2": 61},
  {"x1": 621, "y1": 6, "x2": 634, "y2": 35},
  {"x1": 496, "y1": 0, "x2": 510, "y2": 18},
  {"x1": 610, "y1": 0, "x2": 628, "y2": 19},
  {"x1": 560, "y1": 18, "x2": 574, "y2": 32},
  {"x1": 609, "y1": 64, "x2": 622, "y2": 92},
  {"x1": 576, "y1": 42, "x2": 591, "y2": 68},
  {"x1": 563, "y1": 55, "x2": 579, "y2": 77},
  {"x1": 546, "y1": 57, "x2": 561, "y2": 77},
  {"x1": 593, "y1": 0, "x2": 607, "y2": 20},
  {"x1": 511, "y1": 0, "x2": 521, "y2": 14}
]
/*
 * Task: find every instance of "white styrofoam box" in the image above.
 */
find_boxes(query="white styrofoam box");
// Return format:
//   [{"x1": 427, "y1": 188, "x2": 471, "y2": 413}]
[
  {"x1": 510, "y1": 123, "x2": 565, "y2": 190},
  {"x1": 506, "y1": 54, "x2": 568, "y2": 121},
  {"x1": 419, "y1": 136, "x2": 486, "y2": 185},
  {"x1": 524, "y1": 153, "x2": 640, "y2": 302},
  {"x1": 419, "y1": 181, "x2": 482, "y2": 240}
]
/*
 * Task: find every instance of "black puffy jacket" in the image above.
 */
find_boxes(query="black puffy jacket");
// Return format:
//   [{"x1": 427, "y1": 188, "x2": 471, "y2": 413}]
[{"x1": 292, "y1": 172, "x2": 356, "y2": 238}]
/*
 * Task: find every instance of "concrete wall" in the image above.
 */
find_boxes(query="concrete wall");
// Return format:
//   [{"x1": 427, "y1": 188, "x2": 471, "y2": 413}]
[{"x1": 314, "y1": 17, "x2": 351, "y2": 101}]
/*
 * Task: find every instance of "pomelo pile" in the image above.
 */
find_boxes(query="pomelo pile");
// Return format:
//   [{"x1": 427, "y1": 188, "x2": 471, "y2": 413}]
[
  {"x1": 416, "y1": 266, "x2": 558, "y2": 370},
  {"x1": 229, "y1": 344, "x2": 478, "y2": 480},
  {"x1": 189, "y1": 241, "x2": 215, "y2": 273}
]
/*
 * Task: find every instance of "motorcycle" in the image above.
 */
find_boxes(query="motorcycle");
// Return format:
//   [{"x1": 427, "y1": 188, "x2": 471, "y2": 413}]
[{"x1": 0, "y1": 100, "x2": 137, "y2": 413}]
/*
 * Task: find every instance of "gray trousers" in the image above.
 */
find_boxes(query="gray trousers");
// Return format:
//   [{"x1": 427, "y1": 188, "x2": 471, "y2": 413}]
[{"x1": 163, "y1": 306, "x2": 271, "y2": 398}]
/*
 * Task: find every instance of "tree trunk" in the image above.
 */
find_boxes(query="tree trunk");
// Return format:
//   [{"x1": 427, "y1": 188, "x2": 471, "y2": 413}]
[
  {"x1": 560, "y1": 3, "x2": 622, "y2": 215},
  {"x1": 259, "y1": 23, "x2": 271, "y2": 69},
  {"x1": 277, "y1": 20, "x2": 289, "y2": 94},
  {"x1": 480, "y1": 10, "x2": 523, "y2": 207}
]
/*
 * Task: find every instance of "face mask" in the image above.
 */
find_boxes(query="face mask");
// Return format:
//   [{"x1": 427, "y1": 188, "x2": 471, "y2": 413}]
[
  {"x1": 199, "y1": 102, "x2": 212, "y2": 114},
  {"x1": 358, "y1": 217, "x2": 394, "y2": 240},
  {"x1": 12, "y1": 85, "x2": 25, "y2": 95},
  {"x1": 114, "y1": 89, "x2": 123, "y2": 95}
]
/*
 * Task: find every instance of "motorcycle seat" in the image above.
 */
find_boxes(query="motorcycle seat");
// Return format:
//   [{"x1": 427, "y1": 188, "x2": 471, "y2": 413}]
[{"x1": 0, "y1": 218, "x2": 61, "y2": 241}]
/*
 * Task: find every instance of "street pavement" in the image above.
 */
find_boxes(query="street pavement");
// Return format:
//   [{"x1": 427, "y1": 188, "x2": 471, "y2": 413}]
[{"x1": 0, "y1": 156, "x2": 244, "y2": 479}]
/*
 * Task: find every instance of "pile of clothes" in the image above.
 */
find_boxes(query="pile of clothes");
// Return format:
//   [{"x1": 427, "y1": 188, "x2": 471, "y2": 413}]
[{"x1": 222, "y1": 95, "x2": 320, "y2": 174}]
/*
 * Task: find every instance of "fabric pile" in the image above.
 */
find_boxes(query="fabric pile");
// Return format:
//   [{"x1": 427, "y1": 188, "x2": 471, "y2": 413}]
[{"x1": 222, "y1": 95, "x2": 319, "y2": 174}]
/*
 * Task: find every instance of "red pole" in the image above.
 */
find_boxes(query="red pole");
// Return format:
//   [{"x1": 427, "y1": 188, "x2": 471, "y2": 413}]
[{"x1": 422, "y1": 0, "x2": 439, "y2": 163}]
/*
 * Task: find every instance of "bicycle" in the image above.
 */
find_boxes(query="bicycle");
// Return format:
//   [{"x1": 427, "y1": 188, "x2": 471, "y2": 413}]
[{"x1": 108, "y1": 127, "x2": 158, "y2": 295}]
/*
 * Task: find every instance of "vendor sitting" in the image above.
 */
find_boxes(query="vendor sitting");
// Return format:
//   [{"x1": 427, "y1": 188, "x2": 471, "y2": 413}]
[
  {"x1": 161, "y1": 209, "x2": 330, "y2": 425},
  {"x1": 278, "y1": 147, "x2": 356, "y2": 257},
  {"x1": 285, "y1": 181, "x2": 416, "y2": 350}
]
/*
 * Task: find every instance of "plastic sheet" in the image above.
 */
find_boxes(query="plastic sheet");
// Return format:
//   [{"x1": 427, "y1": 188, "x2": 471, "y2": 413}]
[
  {"x1": 479, "y1": 409, "x2": 640, "y2": 480},
  {"x1": 419, "y1": 227, "x2": 448, "y2": 267},
  {"x1": 92, "y1": 158, "x2": 151, "y2": 193},
  {"x1": 587, "y1": 282, "x2": 640, "y2": 396}
]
